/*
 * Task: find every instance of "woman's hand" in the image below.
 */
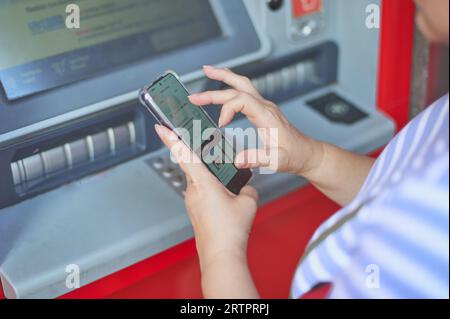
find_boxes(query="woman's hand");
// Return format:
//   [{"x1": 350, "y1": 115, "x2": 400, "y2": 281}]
[
  {"x1": 154, "y1": 66, "x2": 374, "y2": 298},
  {"x1": 155, "y1": 124, "x2": 260, "y2": 298},
  {"x1": 189, "y1": 66, "x2": 375, "y2": 206},
  {"x1": 189, "y1": 65, "x2": 324, "y2": 176}
]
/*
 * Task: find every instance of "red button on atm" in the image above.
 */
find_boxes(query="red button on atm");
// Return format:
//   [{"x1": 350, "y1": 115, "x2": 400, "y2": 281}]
[{"x1": 292, "y1": 0, "x2": 322, "y2": 18}]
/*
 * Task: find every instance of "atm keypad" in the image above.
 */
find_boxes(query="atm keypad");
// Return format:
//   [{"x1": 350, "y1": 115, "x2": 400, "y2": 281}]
[
  {"x1": 152, "y1": 158, "x2": 165, "y2": 170},
  {"x1": 147, "y1": 156, "x2": 187, "y2": 195},
  {"x1": 162, "y1": 167, "x2": 176, "y2": 179},
  {"x1": 172, "y1": 175, "x2": 185, "y2": 189}
]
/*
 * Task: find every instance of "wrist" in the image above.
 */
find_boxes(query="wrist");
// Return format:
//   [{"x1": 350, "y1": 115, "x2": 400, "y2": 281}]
[
  {"x1": 294, "y1": 136, "x2": 325, "y2": 178},
  {"x1": 198, "y1": 246, "x2": 248, "y2": 274},
  {"x1": 200, "y1": 248, "x2": 258, "y2": 299}
]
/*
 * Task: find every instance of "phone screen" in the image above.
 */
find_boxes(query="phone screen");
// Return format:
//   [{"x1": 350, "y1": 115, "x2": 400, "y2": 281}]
[{"x1": 148, "y1": 73, "x2": 240, "y2": 187}]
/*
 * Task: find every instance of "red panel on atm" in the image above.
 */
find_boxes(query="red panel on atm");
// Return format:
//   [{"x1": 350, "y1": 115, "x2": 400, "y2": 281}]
[{"x1": 292, "y1": 0, "x2": 322, "y2": 18}]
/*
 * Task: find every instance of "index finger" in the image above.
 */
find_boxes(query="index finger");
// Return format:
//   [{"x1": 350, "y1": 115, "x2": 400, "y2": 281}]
[
  {"x1": 188, "y1": 89, "x2": 238, "y2": 106},
  {"x1": 203, "y1": 65, "x2": 261, "y2": 98}
]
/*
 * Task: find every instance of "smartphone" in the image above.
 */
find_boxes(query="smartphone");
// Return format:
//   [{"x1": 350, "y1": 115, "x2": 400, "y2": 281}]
[{"x1": 139, "y1": 71, "x2": 252, "y2": 195}]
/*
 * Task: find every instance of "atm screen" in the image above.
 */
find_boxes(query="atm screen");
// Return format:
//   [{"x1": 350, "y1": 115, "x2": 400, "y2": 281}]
[{"x1": 0, "y1": 0, "x2": 222, "y2": 100}]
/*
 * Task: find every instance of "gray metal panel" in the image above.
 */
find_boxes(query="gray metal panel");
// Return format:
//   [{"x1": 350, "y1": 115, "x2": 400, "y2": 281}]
[
  {"x1": 0, "y1": 150, "x2": 191, "y2": 299},
  {"x1": 334, "y1": 0, "x2": 381, "y2": 112},
  {"x1": 0, "y1": 84, "x2": 394, "y2": 298},
  {"x1": 0, "y1": 0, "x2": 396, "y2": 299},
  {"x1": 244, "y1": 0, "x2": 382, "y2": 112}
]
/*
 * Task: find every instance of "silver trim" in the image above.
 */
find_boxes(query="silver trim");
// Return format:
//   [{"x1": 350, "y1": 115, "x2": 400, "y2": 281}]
[
  {"x1": 63, "y1": 143, "x2": 73, "y2": 169},
  {"x1": 10, "y1": 162, "x2": 21, "y2": 185},
  {"x1": 86, "y1": 136, "x2": 95, "y2": 162},
  {"x1": 40, "y1": 152, "x2": 49, "y2": 179},
  {"x1": 127, "y1": 121, "x2": 136, "y2": 145},
  {"x1": 39, "y1": 153, "x2": 47, "y2": 177},
  {"x1": 107, "y1": 128, "x2": 116, "y2": 154}
]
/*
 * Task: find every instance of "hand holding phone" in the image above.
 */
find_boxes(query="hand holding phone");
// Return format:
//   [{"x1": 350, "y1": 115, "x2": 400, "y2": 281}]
[{"x1": 139, "y1": 71, "x2": 252, "y2": 195}]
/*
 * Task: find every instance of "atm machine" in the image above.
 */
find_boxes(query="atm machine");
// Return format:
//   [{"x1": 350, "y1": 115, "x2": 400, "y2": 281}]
[{"x1": 0, "y1": 0, "x2": 414, "y2": 299}]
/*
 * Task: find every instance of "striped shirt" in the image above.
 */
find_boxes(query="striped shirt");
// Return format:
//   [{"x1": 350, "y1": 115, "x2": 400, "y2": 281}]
[{"x1": 291, "y1": 94, "x2": 449, "y2": 299}]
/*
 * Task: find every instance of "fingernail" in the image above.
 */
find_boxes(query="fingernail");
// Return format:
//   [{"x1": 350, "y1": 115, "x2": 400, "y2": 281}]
[
  {"x1": 234, "y1": 154, "x2": 243, "y2": 166},
  {"x1": 203, "y1": 65, "x2": 214, "y2": 70},
  {"x1": 217, "y1": 116, "x2": 223, "y2": 128},
  {"x1": 235, "y1": 162, "x2": 246, "y2": 169},
  {"x1": 154, "y1": 124, "x2": 163, "y2": 135}
]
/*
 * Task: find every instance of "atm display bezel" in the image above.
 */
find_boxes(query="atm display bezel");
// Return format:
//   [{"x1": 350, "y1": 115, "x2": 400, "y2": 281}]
[{"x1": 0, "y1": 0, "x2": 270, "y2": 136}]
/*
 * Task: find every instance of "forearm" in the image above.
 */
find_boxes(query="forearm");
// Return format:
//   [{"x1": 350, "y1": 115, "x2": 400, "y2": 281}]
[
  {"x1": 300, "y1": 139, "x2": 375, "y2": 206},
  {"x1": 200, "y1": 251, "x2": 259, "y2": 299}
]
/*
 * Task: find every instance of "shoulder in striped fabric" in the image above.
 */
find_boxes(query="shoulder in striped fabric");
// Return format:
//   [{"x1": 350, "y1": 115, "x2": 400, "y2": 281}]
[{"x1": 291, "y1": 94, "x2": 449, "y2": 299}]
